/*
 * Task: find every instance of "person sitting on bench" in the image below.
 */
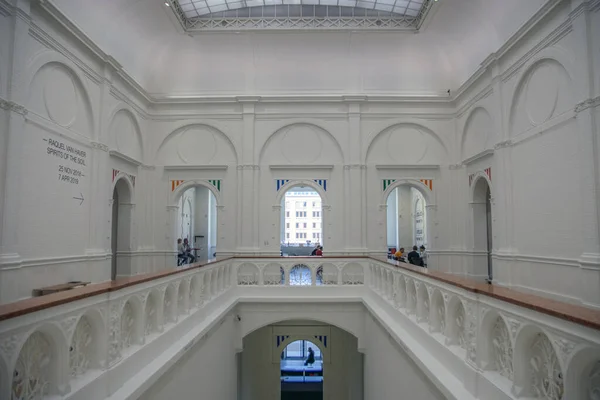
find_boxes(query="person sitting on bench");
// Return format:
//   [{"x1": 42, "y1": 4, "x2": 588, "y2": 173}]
[
  {"x1": 177, "y1": 239, "x2": 187, "y2": 266},
  {"x1": 183, "y1": 238, "x2": 196, "y2": 263}
]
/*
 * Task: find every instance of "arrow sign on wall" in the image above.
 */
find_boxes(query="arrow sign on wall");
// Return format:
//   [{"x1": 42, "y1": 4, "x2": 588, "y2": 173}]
[{"x1": 73, "y1": 193, "x2": 84, "y2": 205}]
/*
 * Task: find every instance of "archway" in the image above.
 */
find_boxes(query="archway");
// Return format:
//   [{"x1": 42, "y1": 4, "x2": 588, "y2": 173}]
[
  {"x1": 172, "y1": 182, "x2": 219, "y2": 264},
  {"x1": 280, "y1": 339, "x2": 324, "y2": 400},
  {"x1": 111, "y1": 177, "x2": 133, "y2": 279},
  {"x1": 280, "y1": 185, "x2": 324, "y2": 256},
  {"x1": 472, "y1": 176, "x2": 493, "y2": 280},
  {"x1": 239, "y1": 319, "x2": 362, "y2": 400},
  {"x1": 384, "y1": 181, "x2": 430, "y2": 264}
]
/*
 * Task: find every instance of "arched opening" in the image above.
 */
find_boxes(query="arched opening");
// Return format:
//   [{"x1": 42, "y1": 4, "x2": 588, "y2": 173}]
[
  {"x1": 385, "y1": 183, "x2": 428, "y2": 265},
  {"x1": 281, "y1": 186, "x2": 323, "y2": 256},
  {"x1": 174, "y1": 184, "x2": 218, "y2": 265},
  {"x1": 239, "y1": 319, "x2": 362, "y2": 400},
  {"x1": 280, "y1": 339, "x2": 323, "y2": 400},
  {"x1": 472, "y1": 177, "x2": 493, "y2": 280},
  {"x1": 111, "y1": 178, "x2": 133, "y2": 280}
]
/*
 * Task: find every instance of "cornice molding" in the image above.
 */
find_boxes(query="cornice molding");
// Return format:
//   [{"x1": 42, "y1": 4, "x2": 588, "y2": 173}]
[
  {"x1": 91, "y1": 142, "x2": 109, "y2": 152},
  {"x1": 343, "y1": 164, "x2": 367, "y2": 170},
  {"x1": 108, "y1": 150, "x2": 142, "y2": 166},
  {"x1": 269, "y1": 164, "x2": 333, "y2": 170},
  {"x1": 575, "y1": 96, "x2": 600, "y2": 113},
  {"x1": 462, "y1": 149, "x2": 494, "y2": 166},
  {"x1": 236, "y1": 165, "x2": 260, "y2": 170},
  {"x1": 375, "y1": 164, "x2": 439, "y2": 170},
  {"x1": 0, "y1": 98, "x2": 28, "y2": 116},
  {"x1": 494, "y1": 140, "x2": 513, "y2": 150},
  {"x1": 0, "y1": 0, "x2": 14, "y2": 17},
  {"x1": 163, "y1": 165, "x2": 228, "y2": 171}
]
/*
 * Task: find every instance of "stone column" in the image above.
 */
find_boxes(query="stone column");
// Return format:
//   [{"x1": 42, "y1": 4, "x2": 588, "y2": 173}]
[{"x1": 238, "y1": 101, "x2": 257, "y2": 251}]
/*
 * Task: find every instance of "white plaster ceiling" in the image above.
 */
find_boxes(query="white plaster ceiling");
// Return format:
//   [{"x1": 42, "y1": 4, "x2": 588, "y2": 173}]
[{"x1": 49, "y1": 0, "x2": 547, "y2": 97}]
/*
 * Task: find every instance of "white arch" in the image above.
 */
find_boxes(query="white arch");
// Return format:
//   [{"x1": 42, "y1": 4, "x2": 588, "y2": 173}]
[
  {"x1": 507, "y1": 46, "x2": 575, "y2": 135},
  {"x1": 258, "y1": 121, "x2": 345, "y2": 164},
  {"x1": 470, "y1": 171, "x2": 492, "y2": 202},
  {"x1": 112, "y1": 173, "x2": 135, "y2": 203},
  {"x1": 22, "y1": 51, "x2": 95, "y2": 134},
  {"x1": 460, "y1": 106, "x2": 494, "y2": 159},
  {"x1": 380, "y1": 178, "x2": 433, "y2": 206},
  {"x1": 106, "y1": 104, "x2": 145, "y2": 162},
  {"x1": 275, "y1": 179, "x2": 329, "y2": 206},
  {"x1": 170, "y1": 180, "x2": 223, "y2": 207},
  {"x1": 363, "y1": 121, "x2": 449, "y2": 165},
  {"x1": 155, "y1": 122, "x2": 239, "y2": 164}
]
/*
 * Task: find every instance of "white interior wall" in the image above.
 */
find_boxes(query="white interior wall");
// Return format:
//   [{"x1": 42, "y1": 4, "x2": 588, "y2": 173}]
[
  {"x1": 363, "y1": 314, "x2": 445, "y2": 400},
  {"x1": 240, "y1": 321, "x2": 363, "y2": 400},
  {"x1": 140, "y1": 316, "x2": 238, "y2": 400},
  {"x1": 0, "y1": 0, "x2": 598, "y2": 307}
]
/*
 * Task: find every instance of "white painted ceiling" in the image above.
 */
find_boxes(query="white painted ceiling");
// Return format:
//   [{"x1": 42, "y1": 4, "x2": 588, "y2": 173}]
[{"x1": 49, "y1": 0, "x2": 546, "y2": 97}]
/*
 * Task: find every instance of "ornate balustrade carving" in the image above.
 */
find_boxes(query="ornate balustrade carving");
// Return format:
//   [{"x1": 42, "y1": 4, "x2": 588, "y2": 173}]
[{"x1": 0, "y1": 257, "x2": 598, "y2": 400}]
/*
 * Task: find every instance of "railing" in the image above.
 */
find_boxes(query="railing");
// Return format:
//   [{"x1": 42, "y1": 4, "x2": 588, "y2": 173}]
[
  {"x1": 0, "y1": 257, "x2": 598, "y2": 400},
  {"x1": 366, "y1": 260, "x2": 600, "y2": 400}
]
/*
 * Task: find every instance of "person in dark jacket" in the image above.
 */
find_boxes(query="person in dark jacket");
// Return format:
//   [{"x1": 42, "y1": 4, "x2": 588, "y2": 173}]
[
  {"x1": 304, "y1": 347, "x2": 315, "y2": 366},
  {"x1": 407, "y1": 246, "x2": 421, "y2": 265}
]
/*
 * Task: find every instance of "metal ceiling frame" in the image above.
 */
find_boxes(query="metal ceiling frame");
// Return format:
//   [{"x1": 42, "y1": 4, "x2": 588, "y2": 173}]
[{"x1": 167, "y1": 0, "x2": 434, "y2": 32}]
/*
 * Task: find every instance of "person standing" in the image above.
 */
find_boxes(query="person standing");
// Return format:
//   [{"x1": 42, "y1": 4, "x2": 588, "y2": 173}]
[{"x1": 419, "y1": 245, "x2": 428, "y2": 267}]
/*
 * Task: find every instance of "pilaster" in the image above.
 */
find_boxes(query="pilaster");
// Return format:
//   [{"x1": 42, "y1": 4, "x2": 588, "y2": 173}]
[
  {"x1": 239, "y1": 101, "x2": 257, "y2": 250},
  {"x1": 570, "y1": 2, "x2": 600, "y2": 280},
  {"x1": 0, "y1": 0, "x2": 31, "y2": 263}
]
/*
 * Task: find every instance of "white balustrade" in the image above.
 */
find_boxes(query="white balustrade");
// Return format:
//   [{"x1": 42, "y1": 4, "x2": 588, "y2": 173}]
[{"x1": 0, "y1": 257, "x2": 598, "y2": 400}]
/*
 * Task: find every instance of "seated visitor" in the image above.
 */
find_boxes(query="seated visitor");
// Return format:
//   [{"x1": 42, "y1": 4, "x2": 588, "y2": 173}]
[
  {"x1": 183, "y1": 238, "x2": 196, "y2": 263},
  {"x1": 394, "y1": 247, "x2": 405, "y2": 262},
  {"x1": 315, "y1": 246, "x2": 323, "y2": 256},
  {"x1": 177, "y1": 238, "x2": 187, "y2": 265},
  {"x1": 304, "y1": 347, "x2": 315, "y2": 366},
  {"x1": 407, "y1": 246, "x2": 421, "y2": 266},
  {"x1": 419, "y1": 245, "x2": 428, "y2": 267},
  {"x1": 311, "y1": 244, "x2": 320, "y2": 256}
]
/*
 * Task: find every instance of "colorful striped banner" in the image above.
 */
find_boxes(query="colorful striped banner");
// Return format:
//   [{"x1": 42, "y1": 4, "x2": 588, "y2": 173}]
[
  {"x1": 469, "y1": 174, "x2": 475, "y2": 186},
  {"x1": 208, "y1": 179, "x2": 221, "y2": 192},
  {"x1": 171, "y1": 180, "x2": 185, "y2": 191},
  {"x1": 313, "y1": 179, "x2": 327, "y2": 191},
  {"x1": 420, "y1": 179, "x2": 433, "y2": 191},
  {"x1": 112, "y1": 169, "x2": 120, "y2": 181},
  {"x1": 276, "y1": 179, "x2": 290, "y2": 191},
  {"x1": 382, "y1": 179, "x2": 396, "y2": 191},
  {"x1": 485, "y1": 167, "x2": 491, "y2": 181}
]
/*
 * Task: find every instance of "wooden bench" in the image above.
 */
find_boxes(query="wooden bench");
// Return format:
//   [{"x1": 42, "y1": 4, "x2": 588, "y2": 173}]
[{"x1": 32, "y1": 281, "x2": 91, "y2": 297}]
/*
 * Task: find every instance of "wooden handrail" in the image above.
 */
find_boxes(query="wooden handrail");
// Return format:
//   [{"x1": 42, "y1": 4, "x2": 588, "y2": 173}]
[{"x1": 0, "y1": 256, "x2": 599, "y2": 331}]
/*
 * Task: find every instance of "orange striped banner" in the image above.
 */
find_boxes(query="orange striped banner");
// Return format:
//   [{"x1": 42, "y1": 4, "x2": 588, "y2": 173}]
[
  {"x1": 420, "y1": 179, "x2": 433, "y2": 191},
  {"x1": 171, "y1": 180, "x2": 185, "y2": 191}
]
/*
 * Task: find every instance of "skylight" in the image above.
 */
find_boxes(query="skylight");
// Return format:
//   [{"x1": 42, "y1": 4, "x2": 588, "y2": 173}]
[
  {"x1": 176, "y1": 0, "x2": 426, "y2": 17},
  {"x1": 169, "y1": 0, "x2": 434, "y2": 32}
]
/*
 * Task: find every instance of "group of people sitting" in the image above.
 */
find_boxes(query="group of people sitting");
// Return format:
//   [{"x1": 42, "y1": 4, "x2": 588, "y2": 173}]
[
  {"x1": 394, "y1": 245, "x2": 428, "y2": 267},
  {"x1": 177, "y1": 238, "x2": 196, "y2": 266},
  {"x1": 310, "y1": 245, "x2": 323, "y2": 256}
]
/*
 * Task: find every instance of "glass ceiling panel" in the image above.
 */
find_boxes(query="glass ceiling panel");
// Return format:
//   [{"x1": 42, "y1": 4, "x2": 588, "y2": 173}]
[{"x1": 176, "y1": 0, "x2": 425, "y2": 16}]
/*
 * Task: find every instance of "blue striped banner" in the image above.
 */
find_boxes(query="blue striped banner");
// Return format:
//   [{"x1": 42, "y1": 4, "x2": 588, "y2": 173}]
[
  {"x1": 276, "y1": 335, "x2": 290, "y2": 347},
  {"x1": 383, "y1": 179, "x2": 396, "y2": 191},
  {"x1": 313, "y1": 179, "x2": 327, "y2": 191},
  {"x1": 314, "y1": 335, "x2": 327, "y2": 348},
  {"x1": 276, "y1": 179, "x2": 290, "y2": 191}
]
